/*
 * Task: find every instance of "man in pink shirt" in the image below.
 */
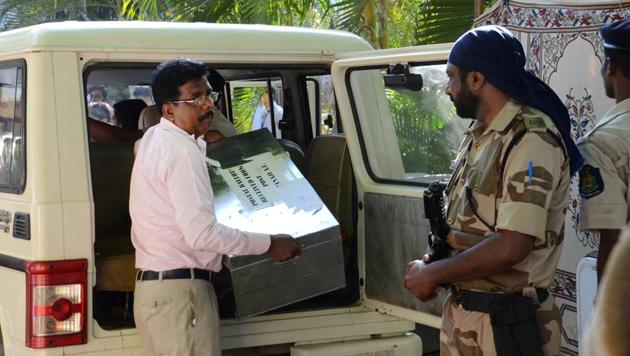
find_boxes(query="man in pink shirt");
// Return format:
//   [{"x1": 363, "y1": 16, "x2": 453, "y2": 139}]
[{"x1": 130, "y1": 58, "x2": 301, "y2": 355}]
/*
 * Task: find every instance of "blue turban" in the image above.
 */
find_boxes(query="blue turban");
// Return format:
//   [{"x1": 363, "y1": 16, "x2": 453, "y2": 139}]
[{"x1": 448, "y1": 25, "x2": 583, "y2": 175}]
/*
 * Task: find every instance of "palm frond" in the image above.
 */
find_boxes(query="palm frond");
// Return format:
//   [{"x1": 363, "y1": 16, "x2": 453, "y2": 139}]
[
  {"x1": 121, "y1": 0, "x2": 168, "y2": 21},
  {"x1": 415, "y1": 0, "x2": 474, "y2": 45},
  {"x1": 331, "y1": 0, "x2": 369, "y2": 32},
  {"x1": 0, "y1": 0, "x2": 119, "y2": 30}
]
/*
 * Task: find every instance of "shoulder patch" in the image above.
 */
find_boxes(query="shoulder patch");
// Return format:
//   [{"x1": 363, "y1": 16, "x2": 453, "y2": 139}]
[
  {"x1": 579, "y1": 164, "x2": 604, "y2": 199},
  {"x1": 523, "y1": 117, "x2": 546, "y2": 129}
]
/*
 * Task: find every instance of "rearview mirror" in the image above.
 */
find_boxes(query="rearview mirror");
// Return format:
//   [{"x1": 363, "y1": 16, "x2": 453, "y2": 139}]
[{"x1": 383, "y1": 64, "x2": 423, "y2": 91}]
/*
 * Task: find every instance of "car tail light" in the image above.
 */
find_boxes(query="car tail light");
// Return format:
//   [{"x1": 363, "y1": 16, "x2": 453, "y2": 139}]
[{"x1": 25, "y1": 259, "x2": 88, "y2": 348}]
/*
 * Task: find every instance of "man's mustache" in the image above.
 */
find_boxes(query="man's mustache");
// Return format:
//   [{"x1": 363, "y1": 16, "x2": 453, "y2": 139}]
[{"x1": 198, "y1": 111, "x2": 212, "y2": 122}]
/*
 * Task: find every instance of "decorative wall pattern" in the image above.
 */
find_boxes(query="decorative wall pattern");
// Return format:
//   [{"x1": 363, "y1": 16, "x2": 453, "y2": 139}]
[{"x1": 477, "y1": 2, "x2": 630, "y2": 354}]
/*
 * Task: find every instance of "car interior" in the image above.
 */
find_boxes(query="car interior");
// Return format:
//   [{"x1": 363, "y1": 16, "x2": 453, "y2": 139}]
[{"x1": 84, "y1": 63, "x2": 359, "y2": 329}]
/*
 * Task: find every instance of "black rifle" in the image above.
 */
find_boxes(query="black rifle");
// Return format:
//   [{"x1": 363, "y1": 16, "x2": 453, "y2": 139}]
[{"x1": 423, "y1": 182, "x2": 451, "y2": 263}]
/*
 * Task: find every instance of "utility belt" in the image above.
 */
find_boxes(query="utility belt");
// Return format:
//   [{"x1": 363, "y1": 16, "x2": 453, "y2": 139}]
[
  {"x1": 450, "y1": 286, "x2": 549, "y2": 356},
  {"x1": 136, "y1": 268, "x2": 211, "y2": 282}
]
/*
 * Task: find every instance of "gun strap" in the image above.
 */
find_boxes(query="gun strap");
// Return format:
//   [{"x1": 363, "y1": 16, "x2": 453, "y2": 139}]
[
  {"x1": 465, "y1": 185, "x2": 495, "y2": 231},
  {"x1": 499, "y1": 128, "x2": 566, "y2": 177}
]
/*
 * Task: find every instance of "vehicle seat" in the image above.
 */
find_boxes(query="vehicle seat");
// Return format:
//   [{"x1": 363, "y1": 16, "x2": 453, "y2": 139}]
[
  {"x1": 90, "y1": 142, "x2": 136, "y2": 292},
  {"x1": 138, "y1": 105, "x2": 161, "y2": 131},
  {"x1": 304, "y1": 135, "x2": 354, "y2": 242},
  {"x1": 278, "y1": 138, "x2": 306, "y2": 174},
  {"x1": 135, "y1": 105, "x2": 161, "y2": 154}
]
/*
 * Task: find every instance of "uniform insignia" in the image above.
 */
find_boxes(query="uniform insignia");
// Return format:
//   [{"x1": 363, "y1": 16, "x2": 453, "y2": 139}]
[
  {"x1": 579, "y1": 164, "x2": 604, "y2": 199},
  {"x1": 523, "y1": 117, "x2": 545, "y2": 129}
]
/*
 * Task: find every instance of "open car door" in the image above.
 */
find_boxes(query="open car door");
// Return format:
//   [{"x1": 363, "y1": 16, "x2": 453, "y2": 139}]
[{"x1": 332, "y1": 44, "x2": 466, "y2": 328}]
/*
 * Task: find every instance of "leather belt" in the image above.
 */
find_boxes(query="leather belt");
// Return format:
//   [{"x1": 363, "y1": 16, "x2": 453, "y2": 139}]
[
  {"x1": 451, "y1": 287, "x2": 549, "y2": 313},
  {"x1": 136, "y1": 268, "x2": 210, "y2": 282}
]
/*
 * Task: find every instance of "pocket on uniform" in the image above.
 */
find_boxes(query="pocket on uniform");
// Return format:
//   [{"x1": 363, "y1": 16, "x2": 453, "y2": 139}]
[
  {"x1": 462, "y1": 165, "x2": 499, "y2": 231},
  {"x1": 467, "y1": 164, "x2": 500, "y2": 197}
]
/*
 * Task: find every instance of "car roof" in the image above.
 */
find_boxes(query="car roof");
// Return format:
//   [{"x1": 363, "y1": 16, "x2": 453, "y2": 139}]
[{"x1": 0, "y1": 21, "x2": 373, "y2": 55}]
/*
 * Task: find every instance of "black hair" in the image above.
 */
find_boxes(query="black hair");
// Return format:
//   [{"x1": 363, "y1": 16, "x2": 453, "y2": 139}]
[
  {"x1": 605, "y1": 49, "x2": 630, "y2": 79},
  {"x1": 151, "y1": 58, "x2": 209, "y2": 115},
  {"x1": 89, "y1": 85, "x2": 108, "y2": 100},
  {"x1": 113, "y1": 99, "x2": 147, "y2": 130}
]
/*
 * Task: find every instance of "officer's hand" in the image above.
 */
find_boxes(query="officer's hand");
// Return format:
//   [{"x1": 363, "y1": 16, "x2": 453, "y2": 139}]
[
  {"x1": 404, "y1": 260, "x2": 438, "y2": 302},
  {"x1": 269, "y1": 234, "x2": 302, "y2": 262}
]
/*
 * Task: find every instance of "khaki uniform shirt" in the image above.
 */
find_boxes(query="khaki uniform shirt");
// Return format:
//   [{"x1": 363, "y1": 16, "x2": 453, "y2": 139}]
[
  {"x1": 446, "y1": 100, "x2": 570, "y2": 293},
  {"x1": 578, "y1": 98, "x2": 630, "y2": 230}
]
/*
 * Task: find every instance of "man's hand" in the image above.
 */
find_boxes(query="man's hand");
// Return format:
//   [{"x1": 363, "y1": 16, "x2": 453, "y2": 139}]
[
  {"x1": 269, "y1": 234, "x2": 302, "y2": 262},
  {"x1": 404, "y1": 260, "x2": 439, "y2": 302}
]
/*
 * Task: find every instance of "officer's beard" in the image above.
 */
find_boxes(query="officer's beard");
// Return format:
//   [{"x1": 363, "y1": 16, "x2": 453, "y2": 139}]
[{"x1": 452, "y1": 83, "x2": 480, "y2": 120}]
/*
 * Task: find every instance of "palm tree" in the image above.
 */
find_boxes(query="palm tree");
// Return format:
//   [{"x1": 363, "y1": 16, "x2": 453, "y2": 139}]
[
  {"x1": 118, "y1": 0, "x2": 476, "y2": 49},
  {"x1": 1, "y1": 1, "x2": 483, "y2": 49},
  {"x1": 119, "y1": 0, "x2": 334, "y2": 27},
  {"x1": 0, "y1": 0, "x2": 121, "y2": 30}
]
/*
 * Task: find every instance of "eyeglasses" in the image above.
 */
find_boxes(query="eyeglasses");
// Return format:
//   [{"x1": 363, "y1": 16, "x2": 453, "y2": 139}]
[{"x1": 169, "y1": 92, "x2": 219, "y2": 106}]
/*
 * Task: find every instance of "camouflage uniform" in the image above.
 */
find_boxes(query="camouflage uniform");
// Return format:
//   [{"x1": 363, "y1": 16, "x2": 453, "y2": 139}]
[
  {"x1": 441, "y1": 100, "x2": 569, "y2": 356},
  {"x1": 578, "y1": 97, "x2": 630, "y2": 231}
]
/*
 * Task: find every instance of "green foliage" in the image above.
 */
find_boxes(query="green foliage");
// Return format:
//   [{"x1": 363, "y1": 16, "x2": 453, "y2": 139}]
[
  {"x1": 414, "y1": 0, "x2": 474, "y2": 45},
  {"x1": 387, "y1": 88, "x2": 454, "y2": 174},
  {"x1": 118, "y1": 0, "x2": 474, "y2": 49},
  {"x1": 231, "y1": 86, "x2": 263, "y2": 134},
  {"x1": 0, "y1": 0, "x2": 120, "y2": 30},
  {"x1": 331, "y1": 0, "x2": 474, "y2": 49},
  {"x1": 120, "y1": 0, "x2": 336, "y2": 27},
  {"x1": 390, "y1": 0, "x2": 474, "y2": 48},
  {"x1": 1, "y1": 1, "x2": 476, "y2": 49},
  {"x1": 332, "y1": 0, "x2": 371, "y2": 38}
]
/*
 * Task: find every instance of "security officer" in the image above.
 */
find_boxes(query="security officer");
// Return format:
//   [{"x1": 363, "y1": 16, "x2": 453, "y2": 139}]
[
  {"x1": 404, "y1": 26, "x2": 582, "y2": 356},
  {"x1": 578, "y1": 19, "x2": 630, "y2": 282}
]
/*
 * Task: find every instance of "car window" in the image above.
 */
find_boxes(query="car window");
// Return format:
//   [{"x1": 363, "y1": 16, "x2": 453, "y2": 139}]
[
  {"x1": 0, "y1": 61, "x2": 26, "y2": 193},
  {"x1": 347, "y1": 63, "x2": 467, "y2": 184},
  {"x1": 229, "y1": 79, "x2": 284, "y2": 138},
  {"x1": 306, "y1": 74, "x2": 339, "y2": 137}
]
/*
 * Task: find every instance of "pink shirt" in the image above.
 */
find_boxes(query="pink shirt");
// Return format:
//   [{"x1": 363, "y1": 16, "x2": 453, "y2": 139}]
[{"x1": 130, "y1": 118, "x2": 270, "y2": 272}]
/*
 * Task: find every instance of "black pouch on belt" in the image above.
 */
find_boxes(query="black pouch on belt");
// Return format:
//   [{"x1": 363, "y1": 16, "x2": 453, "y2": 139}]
[{"x1": 488, "y1": 294, "x2": 544, "y2": 356}]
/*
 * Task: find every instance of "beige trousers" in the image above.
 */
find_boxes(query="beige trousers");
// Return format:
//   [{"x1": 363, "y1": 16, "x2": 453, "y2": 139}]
[
  {"x1": 134, "y1": 278, "x2": 221, "y2": 356},
  {"x1": 440, "y1": 294, "x2": 562, "y2": 356}
]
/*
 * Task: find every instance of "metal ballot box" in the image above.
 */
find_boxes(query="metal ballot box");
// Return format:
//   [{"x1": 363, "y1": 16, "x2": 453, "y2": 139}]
[{"x1": 206, "y1": 130, "x2": 345, "y2": 319}]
